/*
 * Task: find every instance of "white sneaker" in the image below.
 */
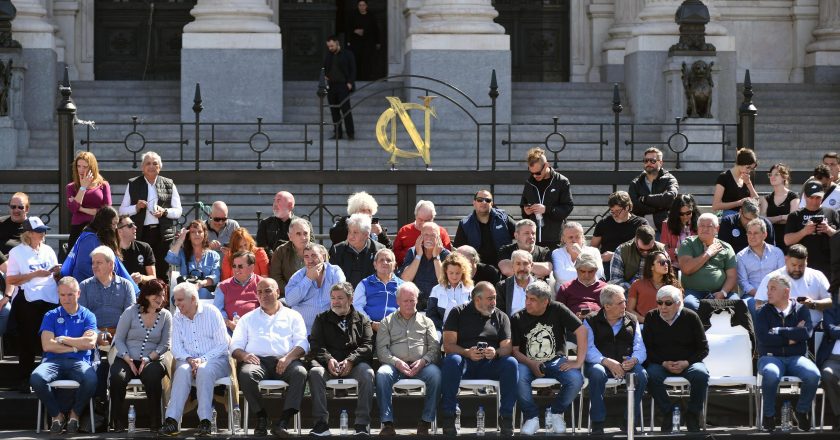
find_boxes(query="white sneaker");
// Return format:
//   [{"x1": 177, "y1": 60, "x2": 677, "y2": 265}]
[
  {"x1": 549, "y1": 413, "x2": 567, "y2": 434},
  {"x1": 521, "y1": 417, "x2": 540, "y2": 435}
]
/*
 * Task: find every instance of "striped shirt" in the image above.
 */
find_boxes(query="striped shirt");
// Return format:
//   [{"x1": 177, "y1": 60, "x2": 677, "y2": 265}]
[{"x1": 171, "y1": 300, "x2": 230, "y2": 363}]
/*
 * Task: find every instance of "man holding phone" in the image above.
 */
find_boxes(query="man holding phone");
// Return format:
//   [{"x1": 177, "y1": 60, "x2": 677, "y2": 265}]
[{"x1": 785, "y1": 182, "x2": 839, "y2": 279}]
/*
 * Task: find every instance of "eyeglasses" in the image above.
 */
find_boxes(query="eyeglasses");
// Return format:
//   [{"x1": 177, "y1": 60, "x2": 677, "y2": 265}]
[
  {"x1": 609, "y1": 207, "x2": 626, "y2": 216},
  {"x1": 656, "y1": 300, "x2": 675, "y2": 306},
  {"x1": 474, "y1": 197, "x2": 493, "y2": 203},
  {"x1": 212, "y1": 217, "x2": 227, "y2": 222},
  {"x1": 530, "y1": 162, "x2": 547, "y2": 176},
  {"x1": 643, "y1": 158, "x2": 659, "y2": 164},
  {"x1": 232, "y1": 264, "x2": 251, "y2": 269},
  {"x1": 679, "y1": 210, "x2": 693, "y2": 217},
  {"x1": 9, "y1": 204, "x2": 24, "y2": 210},
  {"x1": 654, "y1": 260, "x2": 669, "y2": 267},
  {"x1": 118, "y1": 222, "x2": 137, "y2": 230}
]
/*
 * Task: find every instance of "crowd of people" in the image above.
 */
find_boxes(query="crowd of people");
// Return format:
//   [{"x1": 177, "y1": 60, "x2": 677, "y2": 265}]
[{"x1": 2, "y1": 146, "x2": 840, "y2": 436}]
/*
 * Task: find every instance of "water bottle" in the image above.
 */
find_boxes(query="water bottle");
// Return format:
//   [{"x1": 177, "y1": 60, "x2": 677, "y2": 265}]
[
  {"x1": 127, "y1": 405, "x2": 136, "y2": 434},
  {"x1": 455, "y1": 405, "x2": 461, "y2": 432},
  {"x1": 545, "y1": 407, "x2": 553, "y2": 433},
  {"x1": 781, "y1": 401, "x2": 792, "y2": 432},
  {"x1": 476, "y1": 406, "x2": 486, "y2": 436},
  {"x1": 232, "y1": 405, "x2": 241, "y2": 436},
  {"x1": 671, "y1": 405, "x2": 680, "y2": 433},
  {"x1": 211, "y1": 407, "x2": 218, "y2": 433},
  {"x1": 340, "y1": 409, "x2": 349, "y2": 435},
  {"x1": 232, "y1": 312, "x2": 240, "y2": 324}
]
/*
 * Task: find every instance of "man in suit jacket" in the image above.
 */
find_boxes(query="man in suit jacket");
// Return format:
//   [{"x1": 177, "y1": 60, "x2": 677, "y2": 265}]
[{"x1": 496, "y1": 250, "x2": 535, "y2": 316}]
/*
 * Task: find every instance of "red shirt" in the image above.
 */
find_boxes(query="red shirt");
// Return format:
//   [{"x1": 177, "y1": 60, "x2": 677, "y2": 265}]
[
  {"x1": 393, "y1": 223, "x2": 452, "y2": 265},
  {"x1": 218, "y1": 274, "x2": 263, "y2": 320}
]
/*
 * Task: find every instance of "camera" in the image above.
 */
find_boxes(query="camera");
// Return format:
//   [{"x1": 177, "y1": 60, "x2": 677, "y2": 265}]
[
  {"x1": 177, "y1": 269, "x2": 216, "y2": 292},
  {"x1": 372, "y1": 217, "x2": 380, "y2": 224},
  {"x1": 797, "y1": 296, "x2": 808, "y2": 303}
]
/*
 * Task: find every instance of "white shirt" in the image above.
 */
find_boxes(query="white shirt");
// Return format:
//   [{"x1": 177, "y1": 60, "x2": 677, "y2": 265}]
[
  {"x1": 7, "y1": 243, "x2": 59, "y2": 304},
  {"x1": 229, "y1": 305, "x2": 309, "y2": 357},
  {"x1": 172, "y1": 300, "x2": 230, "y2": 363},
  {"x1": 755, "y1": 267, "x2": 830, "y2": 325},
  {"x1": 428, "y1": 282, "x2": 472, "y2": 325},
  {"x1": 119, "y1": 176, "x2": 183, "y2": 225},
  {"x1": 551, "y1": 245, "x2": 604, "y2": 285},
  {"x1": 511, "y1": 278, "x2": 532, "y2": 316}
]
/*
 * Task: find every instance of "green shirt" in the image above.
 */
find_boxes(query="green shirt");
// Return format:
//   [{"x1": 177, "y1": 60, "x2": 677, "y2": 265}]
[{"x1": 677, "y1": 236, "x2": 736, "y2": 292}]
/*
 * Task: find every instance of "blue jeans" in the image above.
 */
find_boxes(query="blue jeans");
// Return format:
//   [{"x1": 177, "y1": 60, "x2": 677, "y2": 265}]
[
  {"x1": 517, "y1": 357, "x2": 583, "y2": 420},
  {"x1": 30, "y1": 358, "x2": 97, "y2": 418},
  {"x1": 0, "y1": 298, "x2": 10, "y2": 335},
  {"x1": 440, "y1": 354, "x2": 519, "y2": 418},
  {"x1": 646, "y1": 362, "x2": 709, "y2": 414},
  {"x1": 376, "y1": 363, "x2": 442, "y2": 423},
  {"x1": 758, "y1": 355, "x2": 820, "y2": 416},
  {"x1": 683, "y1": 289, "x2": 740, "y2": 311},
  {"x1": 585, "y1": 362, "x2": 647, "y2": 423}
]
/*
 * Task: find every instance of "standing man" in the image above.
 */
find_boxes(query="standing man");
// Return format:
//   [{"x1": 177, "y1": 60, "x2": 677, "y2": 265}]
[
  {"x1": 269, "y1": 217, "x2": 310, "y2": 296},
  {"x1": 755, "y1": 274, "x2": 820, "y2": 432},
  {"x1": 30, "y1": 277, "x2": 98, "y2": 434},
  {"x1": 512, "y1": 281, "x2": 586, "y2": 435},
  {"x1": 285, "y1": 243, "x2": 346, "y2": 334},
  {"x1": 116, "y1": 215, "x2": 157, "y2": 285},
  {"x1": 324, "y1": 35, "x2": 356, "y2": 140},
  {"x1": 454, "y1": 189, "x2": 515, "y2": 267},
  {"x1": 329, "y1": 213, "x2": 385, "y2": 287},
  {"x1": 206, "y1": 201, "x2": 240, "y2": 251},
  {"x1": 678, "y1": 213, "x2": 739, "y2": 310},
  {"x1": 521, "y1": 147, "x2": 574, "y2": 249},
  {"x1": 257, "y1": 191, "x2": 296, "y2": 258},
  {"x1": 118, "y1": 151, "x2": 183, "y2": 278},
  {"x1": 628, "y1": 147, "x2": 679, "y2": 233},
  {"x1": 786, "y1": 181, "x2": 839, "y2": 279},
  {"x1": 0, "y1": 192, "x2": 28, "y2": 254},
  {"x1": 497, "y1": 219, "x2": 552, "y2": 279},
  {"x1": 160, "y1": 282, "x2": 231, "y2": 437},
  {"x1": 375, "y1": 282, "x2": 441, "y2": 436},
  {"x1": 308, "y1": 282, "x2": 375, "y2": 436},
  {"x1": 230, "y1": 278, "x2": 309, "y2": 437}
]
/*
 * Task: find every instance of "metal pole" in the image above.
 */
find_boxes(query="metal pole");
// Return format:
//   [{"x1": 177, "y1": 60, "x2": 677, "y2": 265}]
[
  {"x1": 192, "y1": 84, "x2": 203, "y2": 220},
  {"x1": 626, "y1": 372, "x2": 636, "y2": 440},
  {"x1": 489, "y1": 69, "x2": 498, "y2": 171},
  {"x1": 57, "y1": 66, "x2": 76, "y2": 240},
  {"x1": 612, "y1": 83, "x2": 623, "y2": 174},
  {"x1": 737, "y1": 69, "x2": 757, "y2": 150},
  {"x1": 317, "y1": 68, "x2": 327, "y2": 171}
]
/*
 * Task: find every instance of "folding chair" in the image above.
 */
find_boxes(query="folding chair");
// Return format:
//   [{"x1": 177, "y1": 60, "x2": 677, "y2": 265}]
[
  {"x1": 107, "y1": 378, "x2": 165, "y2": 432},
  {"x1": 393, "y1": 378, "x2": 436, "y2": 433},
  {"x1": 35, "y1": 380, "x2": 96, "y2": 433},
  {"x1": 518, "y1": 377, "x2": 583, "y2": 433},
  {"x1": 242, "y1": 380, "x2": 301, "y2": 435}
]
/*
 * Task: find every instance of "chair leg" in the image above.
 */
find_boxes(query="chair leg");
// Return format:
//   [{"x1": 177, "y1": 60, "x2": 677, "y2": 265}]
[
  {"x1": 821, "y1": 389, "x2": 826, "y2": 431},
  {"x1": 36, "y1": 400, "x2": 42, "y2": 433},
  {"x1": 89, "y1": 399, "x2": 96, "y2": 433},
  {"x1": 243, "y1": 399, "x2": 249, "y2": 434},
  {"x1": 227, "y1": 386, "x2": 234, "y2": 433},
  {"x1": 295, "y1": 412, "x2": 302, "y2": 435}
]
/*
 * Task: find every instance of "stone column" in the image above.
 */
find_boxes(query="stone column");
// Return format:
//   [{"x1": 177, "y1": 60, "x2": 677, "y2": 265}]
[
  {"x1": 405, "y1": 0, "x2": 511, "y2": 128},
  {"x1": 805, "y1": 0, "x2": 840, "y2": 83},
  {"x1": 181, "y1": 0, "x2": 282, "y2": 121},
  {"x1": 791, "y1": 0, "x2": 818, "y2": 83},
  {"x1": 12, "y1": 0, "x2": 56, "y2": 129},
  {"x1": 600, "y1": 0, "x2": 643, "y2": 82}
]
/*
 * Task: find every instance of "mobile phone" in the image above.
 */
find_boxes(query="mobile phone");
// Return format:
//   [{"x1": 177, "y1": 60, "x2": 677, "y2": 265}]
[
  {"x1": 371, "y1": 217, "x2": 380, "y2": 224},
  {"x1": 811, "y1": 215, "x2": 825, "y2": 224},
  {"x1": 797, "y1": 296, "x2": 808, "y2": 303},
  {"x1": 580, "y1": 307, "x2": 591, "y2": 315},
  {"x1": 477, "y1": 342, "x2": 489, "y2": 351}
]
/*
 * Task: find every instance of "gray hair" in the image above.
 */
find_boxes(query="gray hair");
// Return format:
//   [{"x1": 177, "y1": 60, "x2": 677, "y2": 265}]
[
  {"x1": 330, "y1": 281, "x2": 354, "y2": 298},
  {"x1": 396, "y1": 281, "x2": 420, "y2": 299},
  {"x1": 347, "y1": 191, "x2": 378, "y2": 216},
  {"x1": 746, "y1": 218, "x2": 766, "y2": 234},
  {"x1": 414, "y1": 200, "x2": 436, "y2": 218},
  {"x1": 511, "y1": 249, "x2": 533, "y2": 263},
  {"x1": 767, "y1": 274, "x2": 792, "y2": 291},
  {"x1": 656, "y1": 285, "x2": 682, "y2": 303},
  {"x1": 472, "y1": 281, "x2": 495, "y2": 300},
  {"x1": 89, "y1": 245, "x2": 115, "y2": 264},
  {"x1": 574, "y1": 252, "x2": 599, "y2": 270},
  {"x1": 455, "y1": 245, "x2": 480, "y2": 265},
  {"x1": 600, "y1": 284, "x2": 625, "y2": 306},
  {"x1": 525, "y1": 280, "x2": 552, "y2": 302},
  {"x1": 303, "y1": 242, "x2": 329, "y2": 260},
  {"x1": 563, "y1": 221, "x2": 584, "y2": 234},
  {"x1": 375, "y1": 248, "x2": 395, "y2": 263},
  {"x1": 741, "y1": 198, "x2": 759, "y2": 216},
  {"x1": 698, "y1": 212, "x2": 719, "y2": 228},
  {"x1": 57, "y1": 276, "x2": 80, "y2": 292},
  {"x1": 174, "y1": 281, "x2": 200, "y2": 302},
  {"x1": 289, "y1": 217, "x2": 312, "y2": 233},
  {"x1": 141, "y1": 151, "x2": 162, "y2": 168},
  {"x1": 347, "y1": 212, "x2": 372, "y2": 234},
  {"x1": 515, "y1": 219, "x2": 537, "y2": 232}
]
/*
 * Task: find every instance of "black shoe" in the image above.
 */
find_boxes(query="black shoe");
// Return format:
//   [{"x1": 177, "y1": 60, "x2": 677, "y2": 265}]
[
  {"x1": 66, "y1": 418, "x2": 79, "y2": 434},
  {"x1": 160, "y1": 417, "x2": 180, "y2": 437},
  {"x1": 197, "y1": 419, "x2": 213, "y2": 436},
  {"x1": 112, "y1": 419, "x2": 126, "y2": 433},
  {"x1": 309, "y1": 419, "x2": 330, "y2": 436},
  {"x1": 271, "y1": 419, "x2": 290, "y2": 437},
  {"x1": 499, "y1": 415, "x2": 514, "y2": 436},
  {"x1": 762, "y1": 415, "x2": 776, "y2": 432},
  {"x1": 796, "y1": 411, "x2": 811, "y2": 431},
  {"x1": 440, "y1": 416, "x2": 456, "y2": 436},
  {"x1": 254, "y1": 416, "x2": 269, "y2": 436},
  {"x1": 347, "y1": 134, "x2": 355, "y2": 141},
  {"x1": 686, "y1": 410, "x2": 701, "y2": 432},
  {"x1": 659, "y1": 410, "x2": 674, "y2": 433},
  {"x1": 49, "y1": 418, "x2": 64, "y2": 434},
  {"x1": 17, "y1": 380, "x2": 31, "y2": 394},
  {"x1": 591, "y1": 421, "x2": 605, "y2": 434},
  {"x1": 329, "y1": 134, "x2": 343, "y2": 140},
  {"x1": 354, "y1": 424, "x2": 369, "y2": 436}
]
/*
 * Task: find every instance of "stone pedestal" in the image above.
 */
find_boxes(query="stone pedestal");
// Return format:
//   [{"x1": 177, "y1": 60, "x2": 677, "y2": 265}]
[
  {"x1": 664, "y1": 123, "x2": 724, "y2": 171},
  {"x1": 0, "y1": 50, "x2": 26, "y2": 170},
  {"x1": 805, "y1": 0, "x2": 840, "y2": 83},
  {"x1": 12, "y1": 0, "x2": 56, "y2": 130},
  {"x1": 181, "y1": 0, "x2": 283, "y2": 122}
]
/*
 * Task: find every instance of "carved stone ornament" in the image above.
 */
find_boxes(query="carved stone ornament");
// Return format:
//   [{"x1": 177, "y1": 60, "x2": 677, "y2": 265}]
[
  {"x1": 0, "y1": 0, "x2": 20, "y2": 49},
  {"x1": 670, "y1": 0, "x2": 715, "y2": 53},
  {"x1": 682, "y1": 60, "x2": 714, "y2": 119}
]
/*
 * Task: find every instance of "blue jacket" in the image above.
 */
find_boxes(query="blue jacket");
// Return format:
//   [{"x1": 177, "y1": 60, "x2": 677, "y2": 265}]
[
  {"x1": 755, "y1": 298, "x2": 812, "y2": 358},
  {"x1": 817, "y1": 302, "x2": 840, "y2": 367},
  {"x1": 454, "y1": 208, "x2": 515, "y2": 254},
  {"x1": 353, "y1": 273, "x2": 403, "y2": 322},
  {"x1": 61, "y1": 231, "x2": 139, "y2": 294}
]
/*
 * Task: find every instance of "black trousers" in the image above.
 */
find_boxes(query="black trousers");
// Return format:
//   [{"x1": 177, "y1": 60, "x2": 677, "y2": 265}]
[
  {"x1": 12, "y1": 294, "x2": 56, "y2": 380},
  {"x1": 109, "y1": 357, "x2": 167, "y2": 429},
  {"x1": 142, "y1": 226, "x2": 172, "y2": 280},
  {"x1": 328, "y1": 82, "x2": 354, "y2": 137}
]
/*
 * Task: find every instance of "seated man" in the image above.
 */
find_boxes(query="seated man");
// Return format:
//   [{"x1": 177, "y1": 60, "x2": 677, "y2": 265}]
[
  {"x1": 678, "y1": 213, "x2": 739, "y2": 310},
  {"x1": 755, "y1": 244, "x2": 832, "y2": 327},
  {"x1": 556, "y1": 252, "x2": 607, "y2": 318},
  {"x1": 497, "y1": 220, "x2": 552, "y2": 278},
  {"x1": 609, "y1": 225, "x2": 665, "y2": 291},
  {"x1": 117, "y1": 215, "x2": 157, "y2": 284},
  {"x1": 496, "y1": 250, "x2": 537, "y2": 316},
  {"x1": 736, "y1": 219, "x2": 785, "y2": 301},
  {"x1": 755, "y1": 274, "x2": 820, "y2": 432},
  {"x1": 375, "y1": 282, "x2": 441, "y2": 436},
  {"x1": 215, "y1": 251, "x2": 264, "y2": 333},
  {"x1": 205, "y1": 201, "x2": 240, "y2": 251},
  {"x1": 642, "y1": 285, "x2": 709, "y2": 433},
  {"x1": 511, "y1": 280, "x2": 586, "y2": 435},
  {"x1": 329, "y1": 213, "x2": 385, "y2": 287},
  {"x1": 30, "y1": 277, "x2": 97, "y2": 434},
  {"x1": 583, "y1": 284, "x2": 647, "y2": 434},
  {"x1": 308, "y1": 282, "x2": 375, "y2": 436},
  {"x1": 440, "y1": 281, "x2": 518, "y2": 436},
  {"x1": 397, "y1": 222, "x2": 450, "y2": 310},
  {"x1": 718, "y1": 197, "x2": 774, "y2": 254},
  {"x1": 230, "y1": 278, "x2": 308, "y2": 437},
  {"x1": 285, "y1": 242, "x2": 346, "y2": 334},
  {"x1": 160, "y1": 282, "x2": 231, "y2": 437},
  {"x1": 392, "y1": 200, "x2": 452, "y2": 265},
  {"x1": 257, "y1": 191, "x2": 296, "y2": 259},
  {"x1": 269, "y1": 217, "x2": 310, "y2": 296},
  {"x1": 454, "y1": 189, "x2": 515, "y2": 267},
  {"x1": 590, "y1": 191, "x2": 648, "y2": 275},
  {"x1": 353, "y1": 248, "x2": 403, "y2": 331}
]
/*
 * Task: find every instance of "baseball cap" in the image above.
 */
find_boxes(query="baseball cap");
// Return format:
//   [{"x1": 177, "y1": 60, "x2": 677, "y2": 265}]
[
  {"x1": 804, "y1": 182, "x2": 825, "y2": 198},
  {"x1": 22, "y1": 216, "x2": 50, "y2": 233}
]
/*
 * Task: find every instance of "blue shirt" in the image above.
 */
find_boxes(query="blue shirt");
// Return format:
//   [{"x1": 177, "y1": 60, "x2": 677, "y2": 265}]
[
  {"x1": 39, "y1": 305, "x2": 97, "y2": 363},
  {"x1": 736, "y1": 243, "x2": 785, "y2": 294},
  {"x1": 583, "y1": 316, "x2": 647, "y2": 365},
  {"x1": 284, "y1": 262, "x2": 346, "y2": 334},
  {"x1": 79, "y1": 275, "x2": 137, "y2": 328},
  {"x1": 397, "y1": 248, "x2": 451, "y2": 299},
  {"x1": 165, "y1": 249, "x2": 221, "y2": 300}
]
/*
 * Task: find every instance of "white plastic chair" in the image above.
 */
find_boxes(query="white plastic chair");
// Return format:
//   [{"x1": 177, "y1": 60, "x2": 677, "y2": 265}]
[
  {"x1": 107, "y1": 378, "x2": 165, "y2": 432},
  {"x1": 242, "y1": 380, "x2": 301, "y2": 435},
  {"x1": 705, "y1": 333, "x2": 757, "y2": 428},
  {"x1": 393, "y1": 378, "x2": 436, "y2": 433},
  {"x1": 35, "y1": 380, "x2": 96, "y2": 433},
  {"x1": 459, "y1": 379, "x2": 503, "y2": 431},
  {"x1": 649, "y1": 376, "x2": 690, "y2": 432},
  {"x1": 757, "y1": 374, "x2": 817, "y2": 429}
]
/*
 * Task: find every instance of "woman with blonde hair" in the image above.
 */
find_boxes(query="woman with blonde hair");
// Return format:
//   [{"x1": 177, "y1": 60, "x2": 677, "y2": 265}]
[
  {"x1": 220, "y1": 227, "x2": 269, "y2": 280},
  {"x1": 426, "y1": 253, "x2": 473, "y2": 331},
  {"x1": 66, "y1": 151, "x2": 111, "y2": 247}
]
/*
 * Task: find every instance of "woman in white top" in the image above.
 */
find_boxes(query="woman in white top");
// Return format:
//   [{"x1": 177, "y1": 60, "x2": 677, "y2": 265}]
[
  {"x1": 6, "y1": 217, "x2": 61, "y2": 392},
  {"x1": 426, "y1": 253, "x2": 473, "y2": 331},
  {"x1": 550, "y1": 221, "x2": 604, "y2": 286}
]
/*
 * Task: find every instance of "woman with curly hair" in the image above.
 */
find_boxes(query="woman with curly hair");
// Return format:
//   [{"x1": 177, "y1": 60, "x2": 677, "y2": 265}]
[{"x1": 426, "y1": 253, "x2": 473, "y2": 331}]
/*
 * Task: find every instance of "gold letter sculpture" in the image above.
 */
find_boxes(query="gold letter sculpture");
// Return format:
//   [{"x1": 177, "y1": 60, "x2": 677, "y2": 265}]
[{"x1": 375, "y1": 96, "x2": 437, "y2": 169}]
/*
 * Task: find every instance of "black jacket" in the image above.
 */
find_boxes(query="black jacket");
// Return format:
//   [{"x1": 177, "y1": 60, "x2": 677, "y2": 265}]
[
  {"x1": 628, "y1": 168, "x2": 679, "y2": 231},
  {"x1": 520, "y1": 169, "x2": 574, "y2": 245},
  {"x1": 329, "y1": 216, "x2": 391, "y2": 248},
  {"x1": 324, "y1": 48, "x2": 356, "y2": 88},
  {"x1": 329, "y1": 239, "x2": 385, "y2": 287},
  {"x1": 308, "y1": 306, "x2": 374, "y2": 368}
]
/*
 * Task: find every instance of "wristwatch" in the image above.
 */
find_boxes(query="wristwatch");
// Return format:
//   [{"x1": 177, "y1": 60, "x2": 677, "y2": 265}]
[
  {"x1": 72, "y1": 346, "x2": 78, "y2": 353},
  {"x1": 56, "y1": 336, "x2": 66, "y2": 345}
]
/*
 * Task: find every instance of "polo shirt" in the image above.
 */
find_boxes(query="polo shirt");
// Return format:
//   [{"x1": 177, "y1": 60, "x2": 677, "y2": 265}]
[
  {"x1": 206, "y1": 218, "x2": 240, "y2": 247},
  {"x1": 677, "y1": 236, "x2": 736, "y2": 292},
  {"x1": 443, "y1": 301, "x2": 511, "y2": 350},
  {"x1": 79, "y1": 275, "x2": 136, "y2": 328},
  {"x1": 120, "y1": 239, "x2": 155, "y2": 275},
  {"x1": 39, "y1": 305, "x2": 97, "y2": 362}
]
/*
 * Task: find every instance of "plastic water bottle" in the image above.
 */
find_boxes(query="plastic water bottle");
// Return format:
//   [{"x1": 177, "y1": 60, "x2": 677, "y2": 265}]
[
  {"x1": 340, "y1": 409, "x2": 349, "y2": 435},
  {"x1": 781, "y1": 401, "x2": 793, "y2": 432},
  {"x1": 671, "y1": 406, "x2": 681, "y2": 433},
  {"x1": 127, "y1": 405, "x2": 136, "y2": 434},
  {"x1": 476, "y1": 406, "x2": 486, "y2": 436},
  {"x1": 455, "y1": 405, "x2": 461, "y2": 432},
  {"x1": 232, "y1": 312, "x2": 240, "y2": 323},
  {"x1": 545, "y1": 407, "x2": 553, "y2": 433},
  {"x1": 211, "y1": 407, "x2": 218, "y2": 433},
  {"x1": 232, "y1": 405, "x2": 241, "y2": 435}
]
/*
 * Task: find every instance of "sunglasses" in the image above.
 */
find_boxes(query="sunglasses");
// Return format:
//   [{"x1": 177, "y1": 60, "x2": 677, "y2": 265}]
[
  {"x1": 654, "y1": 260, "x2": 669, "y2": 267},
  {"x1": 118, "y1": 222, "x2": 137, "y2": 229},
  {"x1": 656, "y1": 300, "x2": 675, "y2": 306},
  {"x1": 9, "y1": 204, "x2": 25, "y2": 210},
  {"x1": 643, "y1": 158, "x2": 659, "y2": 164},
  {"x1": 212, "y1": 217, "x2": 227, "y2": 222},
  {"x1": 474, "y1": 197, "x2": 493, "y2": 203},
  {"x1": 232, "y1": 264, "x2": 251, "y2": 269},
  {"x1": 530, "y1": 162, "x2": 547, "y2": 176}
]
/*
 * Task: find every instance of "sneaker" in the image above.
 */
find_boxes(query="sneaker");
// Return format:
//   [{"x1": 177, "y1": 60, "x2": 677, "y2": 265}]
[
  {"x1": 160, "y1": 417, "x2": 180, "y2": 437},
  {"x1": 197, "y1": 419, "x2": 213, "y2": 436},
  {"x1": 499, "y1": 415, "x2": 514, "y2": 436},
  {"x1": 254, "y1": 416, "x2": 269, "y2": 437},
  {"x1": 686, "y1": 410, "x2": 701, "y2": 432},
  {"x1": 591, "y1": 421, "x2": 605, "y2": 435},
  {"x1": 796, "y1": 411, "x2": 811, "y2": 432},
  {"x1": 354, "y1": 424, "x2": 370, "y2": 436},
  {"x1": 762, "y1": 415, "x2": 776, "y2": 432},
  {"x1": 271, "y1": 419, "x2": 290, "y2": 437},
  {"x1": 520, "y1": 417, "x2": 540, "y2": 435},
  {"x1": 379, "y1": 422, "x2": 396, "y2": 436},
  {"x1": 548, "y1": 413, "x2": 566, "y2": 434},
  {"x1": 310, "y1": 420, "x2": 331, "y2": 436},
  {"x1": 49, "y1": 418, "x2": 64, "y2": 434},
  {"x1": 416, "y1": 420, "x2": 431, "y2": 435},
  {"x1": 65, "y1": 418, "x2": 79, "y2": 434}
]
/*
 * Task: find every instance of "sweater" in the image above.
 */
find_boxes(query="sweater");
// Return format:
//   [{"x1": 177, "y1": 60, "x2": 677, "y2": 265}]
[{"x1": 642, "y1": 307, "x2": 709, "y2": 365}]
